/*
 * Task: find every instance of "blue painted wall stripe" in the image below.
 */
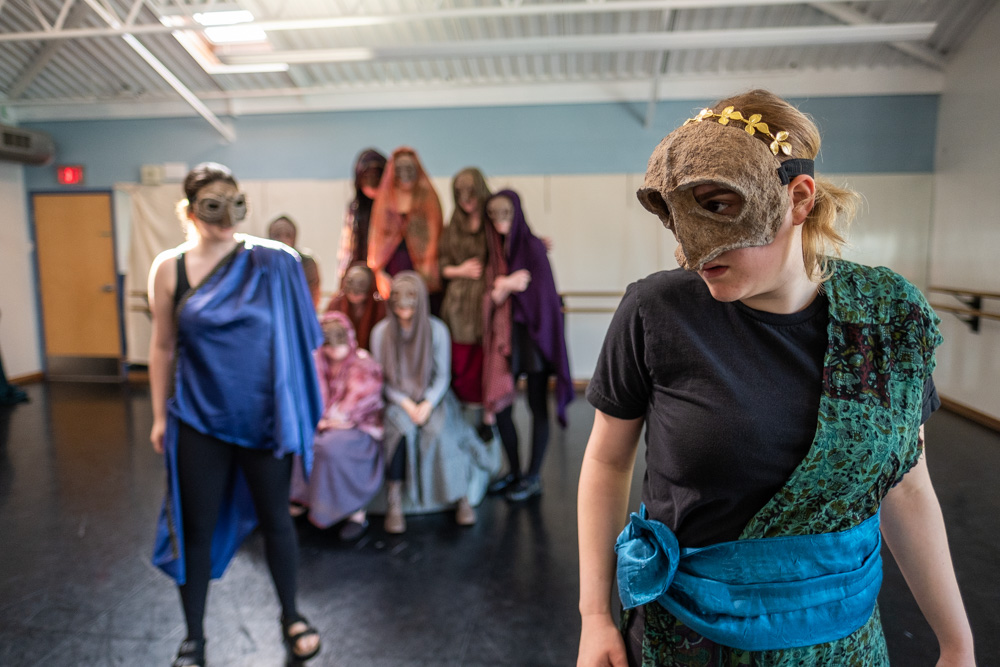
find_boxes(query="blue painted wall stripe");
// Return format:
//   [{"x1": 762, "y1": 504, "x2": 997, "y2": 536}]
[{"x1": 21, "y1": 95, "x2": 937, "y2": 190}]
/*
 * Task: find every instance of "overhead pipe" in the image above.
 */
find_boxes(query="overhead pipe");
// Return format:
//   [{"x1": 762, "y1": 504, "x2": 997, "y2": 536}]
[
  {"x1": 221, "y1": 22, "x2": 939, "y2": 65},
  {"x1": 0, "y1": 0, "x2": 893, "y2": 43}
]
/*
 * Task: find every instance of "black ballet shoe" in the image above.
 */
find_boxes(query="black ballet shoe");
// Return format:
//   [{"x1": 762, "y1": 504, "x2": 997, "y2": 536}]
[
  {"x1": 171, "y1": 638, "x2": 205, "y2": 667},
  {"x1": 487, "y1": 473, "x2": 519, "y2": 495},
  {"x1": 338, "y1": 518, "x2": 368, "y2": 542},
  {"x1": 505, "y1": 476, "x2": 543, "y2": 502},
  {"x1": 281, "y1": 614, "x2": 321, "y2": 662},
  {"x1": 0, "y1": 385, "x2": 28, "y2": 406}
]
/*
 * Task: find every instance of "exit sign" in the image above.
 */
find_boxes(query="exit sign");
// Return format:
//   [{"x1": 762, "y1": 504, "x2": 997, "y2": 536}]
[{"x1": 56, "y1": 164, "x2": 84, "y2": 185}]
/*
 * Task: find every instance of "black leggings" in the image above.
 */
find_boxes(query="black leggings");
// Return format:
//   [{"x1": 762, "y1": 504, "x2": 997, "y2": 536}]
[
  {"x1": 176, "y1": 423, "x2": 299, "y2": 641},
  {"x1": 495, "y1": 372, "x2": 550, "y2": 479},
  {"x1": 386, "y1": 436, "x2": 407, "y2": 481}
]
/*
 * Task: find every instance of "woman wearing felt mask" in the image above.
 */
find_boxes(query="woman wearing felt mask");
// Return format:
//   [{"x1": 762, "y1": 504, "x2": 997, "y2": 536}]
[
  {"x1": 148, "y1": 163, "x2": 323, "y2": 667},
  {"x1": 290, "y1": 312, "x2": 384, "y2": 541},
  {"x1": 337, "y1": 148, "x2": 386, "y2": 280},
  {"x1": 482, "y1": 190, "x2": 573, "y2": 502},
  {"x1": 439, "y1": 168, "x2": 491, "y2": 409},
  {"x1": 324, "y1": 262, "x2": 386, "y2": 351},
  {"x1": 367, "y1": 147, "x2": 444, "y2": 309},
  {"x1": 577, "y1": 91, "x2": 975, "y2": 666},
  {"x1": 268, "y1": 215, "x2": 321, "y2": 311},
  {"x1": 369, "y1": 271, "x2": 499, "y2": 533}
]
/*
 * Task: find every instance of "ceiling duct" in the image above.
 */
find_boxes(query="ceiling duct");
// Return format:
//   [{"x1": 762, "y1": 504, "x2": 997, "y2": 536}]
[{"x1": 0, "y1": 124, "x2": 55, "y2": 165}]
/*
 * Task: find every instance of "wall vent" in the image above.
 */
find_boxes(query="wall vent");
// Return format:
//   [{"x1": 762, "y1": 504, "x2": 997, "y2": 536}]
[{"x1": 0, "y1": 124, "x2": 55, "y2": 165}]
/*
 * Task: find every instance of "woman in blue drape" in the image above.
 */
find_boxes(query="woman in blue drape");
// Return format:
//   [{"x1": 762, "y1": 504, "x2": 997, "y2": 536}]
[{"x1": 148, "y1": 162, "x2": 323, "y2": 667}]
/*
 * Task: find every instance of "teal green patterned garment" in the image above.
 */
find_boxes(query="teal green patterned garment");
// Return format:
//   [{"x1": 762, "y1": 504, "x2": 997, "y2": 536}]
[{"x1": 631, "y1": 259, "x2": 942, "y2": 666}]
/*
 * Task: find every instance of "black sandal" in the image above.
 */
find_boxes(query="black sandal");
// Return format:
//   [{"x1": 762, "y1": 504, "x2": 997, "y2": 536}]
[
  {"x1": 281, "y1": 614, "x2": 321, "y2": 662},
  {"x1": 171, "y1": 638, "x2": 205, "y2": 667}
]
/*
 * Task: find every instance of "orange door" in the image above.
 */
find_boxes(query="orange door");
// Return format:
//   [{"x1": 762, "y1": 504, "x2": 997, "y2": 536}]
[{"x1": 33, "y1": 192, "x2": 121, "y2": 376}]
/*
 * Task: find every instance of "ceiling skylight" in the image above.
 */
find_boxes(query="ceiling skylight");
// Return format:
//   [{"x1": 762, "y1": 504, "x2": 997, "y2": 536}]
[
  {"x1": 191, "y1": 10, "x2": 267, "y2": 44},
  {"x1": 157, "y1": 6, "x2": 286, "y2": 73}
]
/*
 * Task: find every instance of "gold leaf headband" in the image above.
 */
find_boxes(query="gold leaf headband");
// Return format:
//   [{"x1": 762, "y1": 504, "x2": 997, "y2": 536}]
[{"x1": 683, "y1": 106, "x2": 792, "y2": 156}]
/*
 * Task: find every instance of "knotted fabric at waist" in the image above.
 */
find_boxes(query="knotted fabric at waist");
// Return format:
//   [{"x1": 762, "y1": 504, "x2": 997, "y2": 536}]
[{"x1": 615, "y1": 505, "x2": 882, "y2": 651}]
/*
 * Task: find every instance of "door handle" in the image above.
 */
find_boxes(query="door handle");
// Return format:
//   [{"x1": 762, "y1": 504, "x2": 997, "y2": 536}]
[{"x1": 101, "y1": 284, "x2": 114, "y2": 293}]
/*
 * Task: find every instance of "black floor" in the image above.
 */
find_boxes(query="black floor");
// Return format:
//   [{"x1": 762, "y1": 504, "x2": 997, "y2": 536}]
[{"x1": 0, "y1": 382, "x2": 995, "y2": 666}]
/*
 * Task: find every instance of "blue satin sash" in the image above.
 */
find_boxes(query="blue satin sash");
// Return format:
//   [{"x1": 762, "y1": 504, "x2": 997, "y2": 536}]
[{"x1": 615, "y1": 505, "x2": 882, "y2": 651}]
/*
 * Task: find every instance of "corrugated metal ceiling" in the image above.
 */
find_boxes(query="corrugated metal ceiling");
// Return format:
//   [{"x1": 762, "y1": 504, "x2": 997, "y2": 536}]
[{"x1": 0, "y1": 0, "x2": 995, "y2": 137}]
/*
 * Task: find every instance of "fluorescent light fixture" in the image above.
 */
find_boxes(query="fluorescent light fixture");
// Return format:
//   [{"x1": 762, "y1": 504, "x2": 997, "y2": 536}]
[
  {"x1": 229, "y1": 47, "x2": 374, "y2": 64},
  {"x1": 194, "y1": 10, "x2": 254, "y2": 26},
  {"x1": 209, "y1": 62, "x2": 290, "y2": 73},
  {"x1": 204, "y1": 24, "x2": 268, "y2": 43}
]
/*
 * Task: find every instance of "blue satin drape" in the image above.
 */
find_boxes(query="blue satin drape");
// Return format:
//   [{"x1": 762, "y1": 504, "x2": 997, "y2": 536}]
[{"x1": 153, "y1": 238, "x2": 322, "y2": 584}]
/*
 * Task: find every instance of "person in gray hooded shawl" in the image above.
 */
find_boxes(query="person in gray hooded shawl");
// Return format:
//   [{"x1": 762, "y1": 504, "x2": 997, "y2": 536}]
[{"x1": 370, "y1": 271, "x2": 499, "y2": 534}]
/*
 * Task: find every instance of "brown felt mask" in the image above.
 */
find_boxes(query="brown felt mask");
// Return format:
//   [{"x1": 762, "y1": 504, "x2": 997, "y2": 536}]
[
  {"x1": 343, "y1": 265, "x2": 374, "y2": 296},
  {"x1": 389, "y1": 280, "x2": 420, "y2": 311},
  {"x1": 637, "y1": 120, "x2": 805, "y2": 270},
  {"x1": 321, "y1": 319, "x2": 349, "y2": 348}
]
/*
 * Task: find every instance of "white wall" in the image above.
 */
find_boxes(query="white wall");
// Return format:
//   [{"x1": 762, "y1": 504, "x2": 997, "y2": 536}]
[
  {"x1": 0, "y1": 162, "x2": 42, "y2": 378},
  {"x1": 929, "y1": 2, "x2": 1000, "y2": 420},
  {"x1": 834, "y1": 173, "x2": 934, "y2": 288}
]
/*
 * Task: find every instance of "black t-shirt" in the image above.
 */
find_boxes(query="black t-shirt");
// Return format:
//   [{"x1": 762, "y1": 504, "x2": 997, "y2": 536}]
[{"x1": 587, "y1": 268, "x2": 939, "y2": 547}]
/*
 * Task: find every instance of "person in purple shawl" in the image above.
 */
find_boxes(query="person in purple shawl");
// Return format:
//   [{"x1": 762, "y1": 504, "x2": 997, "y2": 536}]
[{"x1": 482, "y1": 189, "x2": 573, "y2": 502}]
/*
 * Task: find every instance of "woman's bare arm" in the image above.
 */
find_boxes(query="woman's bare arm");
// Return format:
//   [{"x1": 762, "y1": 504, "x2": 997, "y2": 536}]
[
  {"x1": 577, "y1": 410, "x2": 643, "y2": 667},
  {"x1": 881, "y1": 434, "x2": 975, "y2": 666},
  {"x1": 148, "y1": 251, "x2": 178, "y2": 454}
]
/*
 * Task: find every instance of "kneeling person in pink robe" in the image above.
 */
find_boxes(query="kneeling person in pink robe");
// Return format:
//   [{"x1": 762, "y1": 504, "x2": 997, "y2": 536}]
[{"x1": 291, "y1": 312, "x2": 384, "y2": 541}]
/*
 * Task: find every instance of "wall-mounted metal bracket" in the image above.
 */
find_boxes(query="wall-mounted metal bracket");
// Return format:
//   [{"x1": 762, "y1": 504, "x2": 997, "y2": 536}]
[{"x1": 929, "y1": 288, "x2": 1000, "y2": 334}]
